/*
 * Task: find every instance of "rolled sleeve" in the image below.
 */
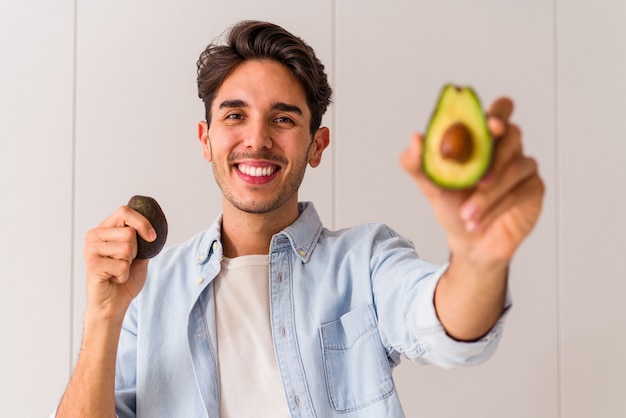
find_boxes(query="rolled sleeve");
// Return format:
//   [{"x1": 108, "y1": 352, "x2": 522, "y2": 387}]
[{"x1": 409, "y1": 263, "x2": 512, "y2": 369}]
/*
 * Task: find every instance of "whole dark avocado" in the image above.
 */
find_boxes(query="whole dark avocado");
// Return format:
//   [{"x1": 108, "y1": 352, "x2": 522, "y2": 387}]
[
  {"x1": 127, "y1": 195, "x2": 168, "y2": 259},
  {"x1": 422, "y1": 84, "x2": 493, "y2": 189}
]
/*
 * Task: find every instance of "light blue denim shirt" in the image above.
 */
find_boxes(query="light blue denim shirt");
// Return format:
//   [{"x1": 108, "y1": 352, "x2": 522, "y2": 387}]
[{"x1": 113, "y1": 202, "x2": 509, "y2": 417}]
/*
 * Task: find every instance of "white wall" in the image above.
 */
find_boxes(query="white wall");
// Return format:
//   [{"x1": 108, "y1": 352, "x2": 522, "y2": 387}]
[
  {"x1": 335, "y1": 2, "x2": 559, "y2": 417},
  {"x1": 0, "y1": 0, "x2": 74, "y2": 415},
  {"x1": 558, "y1": 2, "x2": 626, "y2": 417},
  {"x1": 1, "y1": 1, "x2": 624, "y2": 417}
]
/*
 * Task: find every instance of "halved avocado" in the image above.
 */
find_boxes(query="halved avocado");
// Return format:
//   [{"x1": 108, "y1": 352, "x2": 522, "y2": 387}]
[
  {"x1": 127, "y1": 195, "x2": 168, "y2": 259},
  {"x1": 422, "y1": 84, "x2": 492, "y2": 189}
]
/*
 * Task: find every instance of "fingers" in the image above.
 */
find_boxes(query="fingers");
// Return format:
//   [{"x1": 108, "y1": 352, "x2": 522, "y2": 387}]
[
  {"x1": 99, "y1": 205, "x2": 157, "y2": 243},
  {"x1": 488, "y1": 97, "x2": 514, "y2": 123},
  {"x1": 85, "y1": 205, "x2": 156, "y2": 285},
  {"x1": 487, "y1": 97, "x2": 514, "y2": 140},
  {"x1": 461, "y1": 155, "x2": 539, "y2": 231},
  {"x1": 399, "y1": 132, "x2": 422, "y2": 177},
  {"x1": 479, "y1": 123, "x2": 523, "y2": 187},
  {"x1": 399, "y1": 133, "x2": 440, "y2": 200},
  {"x1": 476, "y1": 168, "x2": 544, "y2": 236},
  {"x1": 85, "y1": 251, "x2": 133, "y2": 285},
  {"x1": 459, "y1": 98, "x2": 529, "y2": 231},
  {"x1": 85, "y1": 225, "x2": 136, "y2": 283},
  {"x1": 86, "y1": 226, "x2": 137, "y2": 258}
]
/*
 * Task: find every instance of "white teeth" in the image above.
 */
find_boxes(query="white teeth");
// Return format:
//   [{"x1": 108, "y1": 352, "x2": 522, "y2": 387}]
[{"x1": 238, "y1": 164, "x2": 276, "y2": 177}]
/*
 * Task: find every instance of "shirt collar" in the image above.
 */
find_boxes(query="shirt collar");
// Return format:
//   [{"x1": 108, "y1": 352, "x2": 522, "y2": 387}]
[
  {"x1": 194, "y1": 202, "x2": 323, "y2": 265},
  {"x1": 195, "y1": 213, "x2": 223, "y2": 265},
  {"x1": 277, "y1": 201, "x2": 323, "y2": 263}
]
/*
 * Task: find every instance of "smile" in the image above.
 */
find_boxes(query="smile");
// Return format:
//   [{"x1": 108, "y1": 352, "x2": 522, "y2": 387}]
[{"x1": 237, "y1": 163, "x2": 278, "y2": 177}]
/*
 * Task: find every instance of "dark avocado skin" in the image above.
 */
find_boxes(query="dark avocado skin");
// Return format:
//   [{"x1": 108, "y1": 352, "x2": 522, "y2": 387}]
[{"x1": 127, "y1": 195, "x2": 168, "y2": 259}]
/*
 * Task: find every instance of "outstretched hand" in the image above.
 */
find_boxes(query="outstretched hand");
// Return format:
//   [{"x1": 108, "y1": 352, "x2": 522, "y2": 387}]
[{"x1": 399, "y1": 97, "x2": 544, "y2": 266}]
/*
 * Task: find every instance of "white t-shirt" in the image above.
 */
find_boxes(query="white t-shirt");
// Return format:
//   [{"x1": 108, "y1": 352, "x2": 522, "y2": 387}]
[{"x1": 214, "y1": 255, "x2": 291, "y2": 417}]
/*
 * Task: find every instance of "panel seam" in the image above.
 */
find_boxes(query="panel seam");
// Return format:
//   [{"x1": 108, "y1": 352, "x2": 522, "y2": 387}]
[
  {"x1": 331, "y1": 0, "x2": 337, "y2": 230},
  {"x1": 553, "y1": 0, "x2": 563, "y2": 417},
  {"x1": 69, "y1": 0, "x2": 78, "y2": 375}
]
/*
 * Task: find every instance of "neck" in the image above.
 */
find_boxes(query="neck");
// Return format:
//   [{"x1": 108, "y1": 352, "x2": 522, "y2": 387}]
[{"x1": 220, "y1": 199, "x2": 300, "y2": 258}]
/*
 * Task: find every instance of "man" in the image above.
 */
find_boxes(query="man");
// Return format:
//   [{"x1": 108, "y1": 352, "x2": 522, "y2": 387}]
[{"x1": 55, "y1": 20, "x2": 544, "y2": 417}]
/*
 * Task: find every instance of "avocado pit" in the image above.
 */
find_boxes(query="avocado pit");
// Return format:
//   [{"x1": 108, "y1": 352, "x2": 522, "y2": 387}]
[{"x1": 440, "y1": 122, "x2": 474, "y2": 163}]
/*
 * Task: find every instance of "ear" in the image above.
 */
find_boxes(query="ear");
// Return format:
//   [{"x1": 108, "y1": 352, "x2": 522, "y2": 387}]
[
  {"x1": 197, "y1": 121, "x2": 212, "y2": 162},
  {"x1": 308, "y1": 127, "x2": 330, "y2": 168}
]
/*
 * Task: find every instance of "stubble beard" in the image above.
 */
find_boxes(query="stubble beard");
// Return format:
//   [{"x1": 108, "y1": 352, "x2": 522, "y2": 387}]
[{"x1": 212, "y1": 151, "x2": 309, "y2": 215}]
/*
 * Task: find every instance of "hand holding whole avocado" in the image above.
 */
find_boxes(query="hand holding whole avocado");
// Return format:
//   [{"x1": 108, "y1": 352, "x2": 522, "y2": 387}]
[{"x1": 82, "y1": 195, "x2": 168, "y2": 323}]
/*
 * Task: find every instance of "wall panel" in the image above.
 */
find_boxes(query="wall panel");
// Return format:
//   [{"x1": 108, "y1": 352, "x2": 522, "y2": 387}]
[
  {"x1": 0, "y1": 1, "x2": 75, "y2": 416},
  {"x1": 335, "y1": 1, "x2": 558, "y2": 416},
  {"x1": 558, "y1": 1, "x2": 626, "y2": 416}
]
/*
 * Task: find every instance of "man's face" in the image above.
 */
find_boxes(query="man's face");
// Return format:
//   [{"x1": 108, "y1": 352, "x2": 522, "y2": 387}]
[{"x1": 200, "y1": 59, "x2": 328, "y2": 215}]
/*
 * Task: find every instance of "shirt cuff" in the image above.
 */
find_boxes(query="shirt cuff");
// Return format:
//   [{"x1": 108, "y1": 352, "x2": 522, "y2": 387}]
[{"x1": 410, "y1": 263, "x2": 512, "y2": 369}]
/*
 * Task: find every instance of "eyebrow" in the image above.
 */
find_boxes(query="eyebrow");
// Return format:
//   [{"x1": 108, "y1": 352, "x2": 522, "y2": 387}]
[
  {"x1": 218, "y1": 99, "x2": 303, "y2": 115},
  {"x1": 272, "y1": 102, "x2": 303, "y2": 115},
  {"x1": 219, "y1": 99, "x2": 246, "y2": 109}
]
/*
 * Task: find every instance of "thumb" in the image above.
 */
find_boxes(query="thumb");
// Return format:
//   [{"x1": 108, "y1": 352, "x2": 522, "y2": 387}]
[
  {"x1": 399, "y1": 132, "x2": 423, "y2": 178},
  {"x1": 399, "y1": 132, "x2": 440, "y2": 199}
]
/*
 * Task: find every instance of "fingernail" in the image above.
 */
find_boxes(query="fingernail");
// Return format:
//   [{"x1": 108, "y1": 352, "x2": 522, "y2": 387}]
[
  {"x1": 148, "y1": 229, "x2": 157, "y2": 242},
  {"x1": 460, "y1": 203, "x2": 477, "y2": 221},
  {"x1": 465, "y1": 219, "x2": 478, "y2": 232},
  {"x1": 488, "y1": 116, "x2": 505, "y2": 137}
]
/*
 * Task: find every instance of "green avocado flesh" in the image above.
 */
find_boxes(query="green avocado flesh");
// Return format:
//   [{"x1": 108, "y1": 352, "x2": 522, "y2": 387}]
[
  {"x1": 127, "y1": 195, "x2": 168, "y2": 259},
  {"x1": 422, "y1": 84, "x2": 492, "y2": 189}
]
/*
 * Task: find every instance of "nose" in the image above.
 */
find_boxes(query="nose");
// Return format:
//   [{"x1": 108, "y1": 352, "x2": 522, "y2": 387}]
[{"x1": 243, "y1": 118, "x2": 272, "y2": 150}]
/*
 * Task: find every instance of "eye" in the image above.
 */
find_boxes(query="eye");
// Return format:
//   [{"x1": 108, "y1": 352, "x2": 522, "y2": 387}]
[
  {"x1": 226, "y1": 112, "x2": 244, "y2": 120},
  {"x1": 274, "y1": 116, "x2": 295, "y2": 124},
  {"x1": 222, "y1": 112, "x2": 245, "y2": 125}
]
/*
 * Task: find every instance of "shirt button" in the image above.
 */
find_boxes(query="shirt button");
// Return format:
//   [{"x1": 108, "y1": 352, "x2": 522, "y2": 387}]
[
  {"x1": 196, "y1": 277, "x2": 204, "y2": 285},
  {"x1": 281, "y1": 325, "x2": 287, "y2": 337},
  {"x1": 212, "y1": 242, "x2": 219, "y2": 251},
  {"x1": 295, "y1": 395, "x2": 302, "y2": 408},
  {"x1": 298, "y1": 249, "x2": 306, "y2": 257},
  {"x1": 277, "y1": 272, "x2": 283, "y2": 284}
]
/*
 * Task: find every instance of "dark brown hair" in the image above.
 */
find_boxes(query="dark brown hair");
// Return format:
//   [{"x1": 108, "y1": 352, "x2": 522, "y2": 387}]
[{"x1": 197, "y1": 20, "x2": 332, "y2": 134}]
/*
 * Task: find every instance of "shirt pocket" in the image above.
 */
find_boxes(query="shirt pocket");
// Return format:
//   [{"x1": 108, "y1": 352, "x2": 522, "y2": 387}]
[{"x1": 319, "y1": 304, "x2": 395, "y2": 413}]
